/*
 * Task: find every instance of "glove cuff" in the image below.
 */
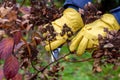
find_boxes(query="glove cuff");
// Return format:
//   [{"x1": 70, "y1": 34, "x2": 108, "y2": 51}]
[
  {"x1": 110, "y1": 7, "x2": 120, "y2": 24},
  {"x1": 64, "y1": 0, "x2": 92, "y2": 10}
]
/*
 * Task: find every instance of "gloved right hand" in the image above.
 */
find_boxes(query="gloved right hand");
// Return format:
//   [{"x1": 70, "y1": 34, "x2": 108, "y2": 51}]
[{"x1": 70, "y1": 14, "x2": 120, "y2": 56}]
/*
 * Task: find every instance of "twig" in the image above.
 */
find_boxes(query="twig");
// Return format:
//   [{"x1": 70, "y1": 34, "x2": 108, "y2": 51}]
[
  {"x1": 30, "y1": 59, "x2": 40, "y2": 72},
  {"x1": 66, "y1": 58, "x2": 93, "y2": 63},
  {"x1": 48, "y1": 40, "x2": 56, "y2": 61},
  {"x1": 21, "y1": 37, "x2": 31, "y2": 57},
  {"x1": 20, "y1": 0, "x2": 25, "y2": 7},
  {"x1": 40, "y1": 53, "x2": 70, "y2": 72},
  {"x1": 29, "y1": 53, "x2": 71, "y2": 80}
]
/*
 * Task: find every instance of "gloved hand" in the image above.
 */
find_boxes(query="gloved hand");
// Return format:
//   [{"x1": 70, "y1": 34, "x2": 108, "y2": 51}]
[
  {"x1": 44, "y1": 8, "x2": 84, "y2": 51},
  {"x1": 43, "y1": 0, "x2": 92, "y2": 51},
  {"x1": 70, "y1": 14, "x2": 120, "y2": 56}
]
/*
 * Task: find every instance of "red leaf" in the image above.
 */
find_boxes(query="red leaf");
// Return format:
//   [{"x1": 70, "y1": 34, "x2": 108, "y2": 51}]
[
  {"x1": 12, "y1": 73, "x2": 22, "y2": 80},
  {"x1": 0, "y1": 69, "x2": 4, "y2": 80},
  {"x1": 3, "y1": 55, "x2": 19, "y2": 79},
  {"x1": 0, "y1": 37, "x2": 14, "y2": 60},
  {"x1": 13, "y1": 31, "x2": 22, "y2": 45}
]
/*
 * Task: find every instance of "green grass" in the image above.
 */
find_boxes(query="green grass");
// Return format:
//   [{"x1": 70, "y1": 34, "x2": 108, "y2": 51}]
[
  {"x1": 59, "y1": 45, "x2": 120, "y2": 80},
  {"x1": 61, "y1": 56, "x2": 120, "y2": 80}
]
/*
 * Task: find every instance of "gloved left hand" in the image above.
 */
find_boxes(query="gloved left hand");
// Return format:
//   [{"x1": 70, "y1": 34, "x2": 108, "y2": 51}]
[
  {"x1": 70, "y1": 14, "x2": 120, "y2": 56},
  {"x1": 44, "y1": 0, "x2": 94, "y2": 51},
  {"x1": 43, "y1": 8, "x2": 84, "y2": 51}
]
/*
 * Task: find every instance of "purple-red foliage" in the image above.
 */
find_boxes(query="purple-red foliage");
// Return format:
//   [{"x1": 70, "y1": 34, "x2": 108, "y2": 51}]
[{"x1": 3, "y1": 55, "x2": 19, "y2": 79}]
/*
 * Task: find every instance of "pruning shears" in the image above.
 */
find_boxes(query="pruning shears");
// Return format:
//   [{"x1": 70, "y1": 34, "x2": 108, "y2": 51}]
[{"x1": 51, "y1": 47, "x2": 61, "y2": 62}]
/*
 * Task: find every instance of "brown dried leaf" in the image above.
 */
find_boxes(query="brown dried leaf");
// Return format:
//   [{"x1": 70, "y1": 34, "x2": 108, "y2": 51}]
[
  {"x1": 26, "y1": 24, "x2": 33, "y2": 31},
  {"x1": 103, "y1": 43, "x2": 114, "y2": 48},
  {"x1": 31, "y1": 32, "x2": 41, "y2": 46},
  {"x1": 21, "y1": 20, "x2": 29, "y2": 29},
  {"x1": 22, "y1": 14, "x2": 30, "y2": 19},
  {"x1": 93, "y1": 30, "x2": 120, "y2": 71},
  {"x1": 0, "y1": 17, "x2": 9, "y2": 22},
  {"x1": 0, "y1": 7, "x2": 13, "y2": 18},
  {"x1": 7, "y1": 10, "x2": 17, "y2": 21},
  {"x1": 93, "y1": 64, "x2": 102, "y2": 72},
  {"x1": 61, "y1": 66, "x2": 64, "y2": 71},
  {"x1": 95, "y1": 66, "x2": 102, "y2": 72},
  {"x1": 0, "y1": 37, "x2": 14, "y2": 60},
  {"x1": 3, "y1": 55, "x2": 19, "y2": 79},
  {"x1": 81, "y1": 2, "x2": 102, "y2": 24},
  {"x1": 113, "y1": 65, "x2": 118, "y2": 70},
  {"x1": 29, "y1": 0, "x2": 63, "y2": 26},
  {"x1": 21, "y1": 61, "x2": 29, "y2": 69},
  {"x1": 92, "y1": 50, "x2": 104, "y2": 58}
]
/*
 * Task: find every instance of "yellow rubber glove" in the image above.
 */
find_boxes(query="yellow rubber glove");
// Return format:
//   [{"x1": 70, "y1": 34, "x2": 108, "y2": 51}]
[
  {"x1": 70, "y1": 14, "x2": 120, "y2": 56},
  {"x1": 44, "y1": 8, "x2": 84, "y2": 51}
]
